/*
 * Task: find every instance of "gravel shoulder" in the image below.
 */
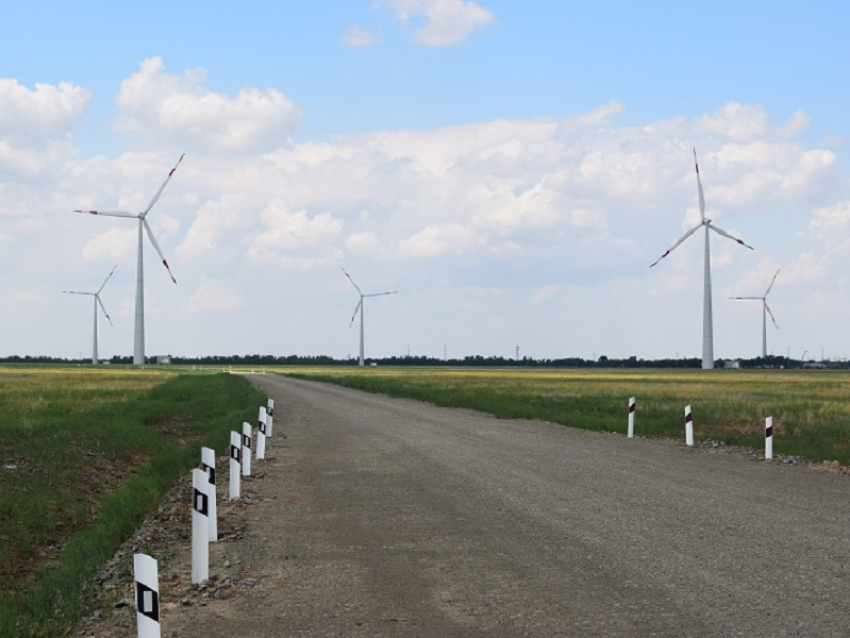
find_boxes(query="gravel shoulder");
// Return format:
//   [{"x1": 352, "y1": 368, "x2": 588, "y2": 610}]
[{"x1": 77, "y1": 374, "x2": 850, "y2": 637}]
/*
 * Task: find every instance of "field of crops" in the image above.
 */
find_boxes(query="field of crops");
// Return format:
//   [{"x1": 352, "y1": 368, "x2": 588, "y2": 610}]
[
  {"x1": 277, "y1": 366, "x2": 850, "y2": 465},
  {"x1": 0, "y1": 366, "x2": 265, "y2": 637}
]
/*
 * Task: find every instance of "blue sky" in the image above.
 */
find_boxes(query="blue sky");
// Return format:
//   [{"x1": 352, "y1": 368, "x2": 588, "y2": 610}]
[
  {"x1": 6, "y1": 1, "x2": 847, "y2": 145},
  {"x1": 1, "y1": 1, "x2": 849, "y2": 362}
]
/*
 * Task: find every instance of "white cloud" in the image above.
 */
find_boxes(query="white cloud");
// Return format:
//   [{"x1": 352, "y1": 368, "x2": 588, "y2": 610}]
[
  {"x1": 0, "y1": 79, "x2": 88, "y2": 183},
  {"x1": 269, "y1": 253, "x2": 344, "y2": 271},
  {"x1": 187, "y1": 279, "x2": 244, "y2": 313},
  {"x1": 696, "y1": 102, "x2": 771, "y2": 141},
  {"x1": 810, "y1": 200, "x2": 850, "y2": 233},
  {"x1": 178, "y1": 195, "x2": 247, "y2": 259},
  {"x1": 155, "y1": 99, "x2": 839, "y2": 291},
  {"x1": 346, "y1": 231, "x2": 381, "y2": 254},
  {"x1": 6, "y1": 60, "x2": 847, "y2": 362},
  {"x1": 399, "y1": 223, "x2": 481, "y2": 256},
  {"x1": 245, "y1": 200, "x2": 344, "y2": 269},
  {"x1": 15, "y1": 291, "x2": 49, "y2": 305},
  {"x1": 344, "y1": 25, "x2": 379, "y2": 47},
  {"x1": 384, "y1": 0, "x2": 495, "y2": 46},
  {"x1": 574, "y1": 101, "x2": 626, "y2": 129},
  {"x1": 0, "y1": 79, "x2": 89, "y2": 147},
  {"x1": 115, "y1": 57, "x2": 300, "y2": 153},
  {"x1": 532, "y1": 285, "x2": 560, "y2": 304},
  {"x1": 709, "y1": 143, "x2": 837, "y2": 205},
  {"x1": 82, "y1": 227, "x2": 136, "y2": 261},
  {"x1": 253, "y1": 200, "x2": 344, "y2": 251},
  {"x1": 778, "y1": 109, "x2": 810, "y2": 138}
]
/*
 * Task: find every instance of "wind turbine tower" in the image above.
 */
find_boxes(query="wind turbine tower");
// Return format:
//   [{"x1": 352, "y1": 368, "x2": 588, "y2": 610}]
[
  {"x1": 730, "y1": 269, "x2": 780, "y2": 358},
  {"x1": 63, "y1": 265, "x2": 117, "y2": 364},
  {"x1": 75, "y1": 155, "x2": 183, "y2": 365},
  {"x1": 342, "y1": 268, "x2": 397, "y2": 366},
  {"x1": 650, "y1": 149, "x2": 754, "y2": 369}
]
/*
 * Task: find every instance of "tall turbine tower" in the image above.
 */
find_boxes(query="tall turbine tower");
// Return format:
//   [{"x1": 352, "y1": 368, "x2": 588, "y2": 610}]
[
  {"x1": 75, "y1": 155, "x2": 183, "y2": 365},
  {"x1": 342, "y1": 267, "x2": 397, "y2": 366},
  {"x1": 730, "y1": 268, "x2": 780, "y2": 358},
  {"x1": 63, "y1": 265, "x2": 117, "y2": 364},
  {"x1": 650, "y1": 149, "x2": 754, "y2": 369}
]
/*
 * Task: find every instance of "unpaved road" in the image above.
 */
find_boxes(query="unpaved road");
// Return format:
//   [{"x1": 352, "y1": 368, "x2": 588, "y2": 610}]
[{"x1": 159, "y1": 374, "x2": 850, "y2": 637}]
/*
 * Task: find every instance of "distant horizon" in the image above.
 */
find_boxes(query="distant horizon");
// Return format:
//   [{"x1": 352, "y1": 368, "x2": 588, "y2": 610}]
[{"x1": 1, "y1": 352, "x2": 837, "y2": 369}]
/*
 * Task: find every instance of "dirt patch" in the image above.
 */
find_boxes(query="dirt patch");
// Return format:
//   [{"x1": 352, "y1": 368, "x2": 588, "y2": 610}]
[
  {"x1": 152, "y1": 416, "x2": 203, "y2": 446},
  {"x1": 1, "y1": 448, "x2": 149, "y2": 593},
  {"x1": 3, "y1": 416, "x2": 196, "y2": 593}
]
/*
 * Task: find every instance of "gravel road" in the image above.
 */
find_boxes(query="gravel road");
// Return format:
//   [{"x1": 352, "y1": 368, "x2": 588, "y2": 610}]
[{"x1": 159, "y1": 374, "x2": 850, "y2": 637}]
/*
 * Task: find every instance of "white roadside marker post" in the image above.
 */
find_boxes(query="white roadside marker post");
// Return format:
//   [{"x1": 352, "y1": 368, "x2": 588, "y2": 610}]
[
  {"x1": 134, "y1": 553, "x2": 161, "y2": 638},
  {"x1": 628, "y1": 397, "x2": 636, "y2": 438},
  {"x1": 765, "y1": 416, "x2": 774, "y2": 460},
  {"x1": 191, "y1": 468, "x2": 209, "y2": 584},
  {"x1": 229, "y1": 431, "x2": 241, "y2": 500},
  {"x1": 200, "y1": 447, "x2": 217, "y2": 542},
  {"x1": 256, "y1": 407, "x2": 267, "y2": 461},
  {"x1": 266, "y1": 398, "x2": 275, "y2": 437},
  {"x1": 241, "y1": 422, "x2": 252, "y2": 477},
  {"x1": 685, "y1": 405, "x2": 694, "y2": 447}
]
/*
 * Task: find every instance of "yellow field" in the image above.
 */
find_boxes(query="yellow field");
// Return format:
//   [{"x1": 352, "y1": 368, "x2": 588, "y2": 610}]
[{"x1": 267, "y1": 366, "x2": 850, "y2": 463}]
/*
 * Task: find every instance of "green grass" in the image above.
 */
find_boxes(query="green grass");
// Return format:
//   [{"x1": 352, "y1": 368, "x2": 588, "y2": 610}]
[
  {"x1": 275, "y1": 367, "x2": 850, "y2": 465},
  {"x1": 0, "y1": 366, "x2": 266, "y2": 637}
]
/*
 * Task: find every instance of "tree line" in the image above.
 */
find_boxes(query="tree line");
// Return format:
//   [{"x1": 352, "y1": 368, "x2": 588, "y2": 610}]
[{"x1": 0, "y1": 353, "x2": 835, "y2": 369}]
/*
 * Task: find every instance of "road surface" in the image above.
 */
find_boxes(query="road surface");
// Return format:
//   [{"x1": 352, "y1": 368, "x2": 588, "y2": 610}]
[{"x1": 163, "y1": 374, "x2": 850, "y2": 637}]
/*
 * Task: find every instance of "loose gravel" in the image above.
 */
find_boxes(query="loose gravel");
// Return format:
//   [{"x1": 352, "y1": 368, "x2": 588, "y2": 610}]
[{"x1": 75, "y1": 374, "x2": 850, "y2": 637}]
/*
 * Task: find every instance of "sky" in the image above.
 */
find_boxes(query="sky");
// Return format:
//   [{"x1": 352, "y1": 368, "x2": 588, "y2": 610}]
[{"x1": 1, "y1": 0, "x2": 849, "y2": 362}]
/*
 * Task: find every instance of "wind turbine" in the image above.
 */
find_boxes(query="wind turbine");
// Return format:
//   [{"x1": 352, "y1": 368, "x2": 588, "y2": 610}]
[
  {"x1": 75, "y1": 155, "x2": 183, "y2": 365},
  {"x1": 63, "y1": 265, "x2": 117, "y2": 364},
  {"x1": 650, "y1": 149, "x2": 754, "y2": 369},
  {"x1": 342, "y1": 267, "x2": 397, "y2": 366},
  {"x1": 730, "y1": 268, "x2": 780, "y2": 358}
]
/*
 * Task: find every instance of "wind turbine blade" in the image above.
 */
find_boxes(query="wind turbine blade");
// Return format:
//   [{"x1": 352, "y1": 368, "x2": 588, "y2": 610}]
[
  {"x1": 707, "y1": 222, "x2": 754, "y2": 250},
  {"x1": 96, "y1": 295, "x2": 113, "y2": 326},
  {"x1": 649, "y1": 222, "x2": 703, "y2": 268},
  {"x1": 97, "y1": 265, "x2": 118, "y2": 294},
  {"x1": 694, "y1": 148, "x2": 706, "y2": 221},
  {"x1": 74, "y1": 209, "x2": 138, "y2": 219},
  {"x1": 764, "y1": 268, "x2": 780, "y2": 297},
  {"x1": 765, "y1": 302, "x2": 779, "y2": 329},
  {"x1": 143, "y1": 219, "x2": 177, "y2": 284},
  {"x1": 143, "y1": 154, "x2": 185, "y2": 215},
  {"x1": 364, "y1": 290, "x2": 398, "y2": 298},
  {"x1": 729, "y1": 296, "x2": 761, "y2": 300},
  {"x1": 63, "y1": 290, "x2": 92, "y2": 296},
  {"x1": 348, "y1": 299, "x2": 363, "y2": 328},
  {"x1": 341, "y1": 267, "x2": 363, "y2": 295}
]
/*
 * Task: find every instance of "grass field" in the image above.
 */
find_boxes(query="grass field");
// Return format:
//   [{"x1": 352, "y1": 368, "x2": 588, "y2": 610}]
[
  {"x1": 0, "y1": 366, "x2": 265, "y2": 638},
  {"x1": 275, "y1": 366, "x2": 850, "y2": 465}
]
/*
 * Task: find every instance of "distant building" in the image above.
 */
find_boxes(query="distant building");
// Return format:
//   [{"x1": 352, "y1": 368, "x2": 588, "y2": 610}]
[
  {"x1": 723, "y1": 359, "x2": 741, "y2": 369},
  {"x1": 157, "y1": 355, "x2": 172, "y2": 365}
]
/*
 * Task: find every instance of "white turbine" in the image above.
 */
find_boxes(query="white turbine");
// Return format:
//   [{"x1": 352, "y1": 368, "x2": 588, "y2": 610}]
[
  {"x1": 63, "y1": 265, "x2": 117, "y2": 364},
  {"x1": 75, "y1": 155, "x2": 183, "y2": 365},
  {"x1": 342, "y1": 267, "x2": 397, "y2": 366},
  {"x1": 730, "y1": 268, "x2": 780, "y2": 358},
  {"x1": 650, "y1": 149, "x2": 754, "y2": 369}
]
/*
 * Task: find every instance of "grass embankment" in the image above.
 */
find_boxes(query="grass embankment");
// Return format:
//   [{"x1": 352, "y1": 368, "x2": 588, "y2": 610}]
[
  {"x1": 278, "y1": 367, "x2": 850, "y2": 465},
  {"x1": 0, "y1": 367, "x2": 265, "y2": 637}
]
